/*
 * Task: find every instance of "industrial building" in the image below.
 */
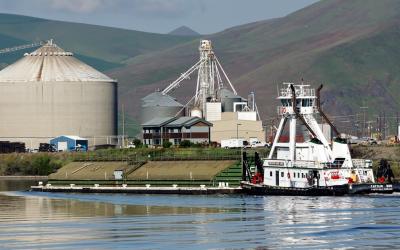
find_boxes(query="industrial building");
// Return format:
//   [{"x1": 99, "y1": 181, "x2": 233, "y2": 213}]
[
  {"x1": 0, "y1": 40, "x2": 117, "y2": 149},
  {"x1": 142, "y1": 116, "x2": 212, "y2": 146},
  {"x1": 50, "y1": 135, "x2": 88, "y2": 152},
  {"x1": 141, "y1": 40, "x2": 265, "y2": 145}
]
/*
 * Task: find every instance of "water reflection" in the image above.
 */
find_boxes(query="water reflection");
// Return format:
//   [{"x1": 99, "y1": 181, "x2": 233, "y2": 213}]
[{"x1": 0, "y1": 181, "x2": 400, "y2": 249}]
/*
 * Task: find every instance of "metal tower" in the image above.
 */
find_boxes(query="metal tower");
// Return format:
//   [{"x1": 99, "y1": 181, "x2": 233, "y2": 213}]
[{"x1": 161, "y1": 40, "x2": 237, "y2": 118}]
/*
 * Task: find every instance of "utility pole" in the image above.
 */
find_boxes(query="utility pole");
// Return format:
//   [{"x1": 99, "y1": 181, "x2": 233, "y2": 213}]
[
  {"x1": 397, "y1": 112, "x2": 400, "y2": 142},
  {"x1": 236, "y1": 123, "x2": 242, "y2": 139},
  {"x1": 122, "y1": 104, "x2": 125, "y2": 148},
  {"x1": 383, "y1": 111, "x2": 386, "y2": 139},
  {"x1": 360, "y1": 106, "x2": 368, "y2": 138}
]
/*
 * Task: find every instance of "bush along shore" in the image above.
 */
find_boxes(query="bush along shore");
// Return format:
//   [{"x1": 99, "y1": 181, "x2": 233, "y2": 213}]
[
  {"x1": 1, "y1": 145, "x2": 399, "y2": 177},
  {"x1": 0, "y1": 148, "x2": 269, "y2": 176}
]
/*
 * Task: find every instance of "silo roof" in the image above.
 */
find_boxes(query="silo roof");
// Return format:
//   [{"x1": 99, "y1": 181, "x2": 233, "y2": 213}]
[
  {"x1": 219, "y1": 88, "x2": 241, "y2": 99},
  {"x1": 0, "y1": 41, "x2": 115, "y2": 82},
  {"x1": 142, "y1": 117, "x2": 177, "y2": 126},
  {"x1": 142, "y1": 91, "x2": 184, "y2": 107}
]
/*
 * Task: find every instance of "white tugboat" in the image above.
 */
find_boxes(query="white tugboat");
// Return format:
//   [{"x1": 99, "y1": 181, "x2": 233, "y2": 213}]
[{"x1": 241, "y1": 83, "x2": 394, "y2": 195}]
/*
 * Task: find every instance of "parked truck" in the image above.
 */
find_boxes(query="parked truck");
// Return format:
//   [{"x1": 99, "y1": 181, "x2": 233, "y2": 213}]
[
  {"x1": 221, "y1": 139, "x2": 244, "y2": 148},
  {"x1": 249, "y1": 138, "x2": 270, "y2": 148}
]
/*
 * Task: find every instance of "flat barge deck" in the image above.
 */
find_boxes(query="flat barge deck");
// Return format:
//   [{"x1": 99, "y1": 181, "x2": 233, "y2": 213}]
[
  {"x1": 30, "y1": 185, "x2": 242, "y2": 195},
  {"x1": 30, "y1": 183, "x2": 400, "y2": 196}
]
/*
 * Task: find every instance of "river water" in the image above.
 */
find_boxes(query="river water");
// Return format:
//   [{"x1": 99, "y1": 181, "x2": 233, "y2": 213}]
[{"x1": 0, "y1": 180, "x2": 400, "y2": 249}]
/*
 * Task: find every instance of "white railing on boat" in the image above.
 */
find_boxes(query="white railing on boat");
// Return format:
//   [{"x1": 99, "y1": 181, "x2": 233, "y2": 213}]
[
  {"x1": 279, "y1": 88, "x2": 315, "y2": 98},
  {"x1": 264, "y1": 159, "x2": 372, "y2": 169},
  {"x1": 264, "y1": 159, "x2": 323, "y2": 169},
  {"x1": 352, "y1": 159, "x2": 372, "y2": 168}
]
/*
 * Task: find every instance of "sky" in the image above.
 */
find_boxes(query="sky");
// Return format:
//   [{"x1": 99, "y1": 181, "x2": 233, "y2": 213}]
[{"x1": 0, "y1": 0, "x2": 319, "y2": 34}]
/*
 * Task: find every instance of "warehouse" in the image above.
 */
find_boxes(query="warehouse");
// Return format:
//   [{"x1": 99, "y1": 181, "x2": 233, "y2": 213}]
[
  {"x1": 50, "y1": 135, "x2": 88, "y2": 152},
  {"x1": 0, "y1": 40, "x2": 117, "y2": 150},
  {"x1": 142, "y1": 116, "x2": 212, "y2": 146}
]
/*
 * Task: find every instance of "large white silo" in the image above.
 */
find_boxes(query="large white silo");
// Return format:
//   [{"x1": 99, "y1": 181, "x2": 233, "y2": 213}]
[{"x1": 0, "y1": 41, "x2": 117, "y2": 149}]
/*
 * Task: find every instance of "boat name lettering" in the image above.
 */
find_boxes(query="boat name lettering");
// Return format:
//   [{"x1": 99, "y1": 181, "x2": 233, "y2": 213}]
[{"x1": 267, "y1": 161, "x2": 285, "y2": 166}]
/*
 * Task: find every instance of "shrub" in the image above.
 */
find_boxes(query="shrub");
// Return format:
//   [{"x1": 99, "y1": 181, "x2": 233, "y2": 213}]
[
  {"x1": 180, "y1": 140, "x2": 191, "y2": 148},
  {"x1": 162, "y1": 141, "x2": 172, "y2": 148}
]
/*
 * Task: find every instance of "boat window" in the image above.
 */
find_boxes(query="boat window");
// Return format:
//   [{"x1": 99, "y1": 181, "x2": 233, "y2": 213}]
[
  {"x1": 281, "y1": 172, "x2": 284, "y2": 178},
  {"x1": 301, "y1": 99, "x2": 312, "y2": 107},
  {"x1": 302, "y1": 173, "x2": 305, "y2": 178},
  {"x1": 270, "y1": 171, "x2": 273, "y2": 177},
  {"x1": 332, "y1": 158, "x2": 345, "y2": 168}
]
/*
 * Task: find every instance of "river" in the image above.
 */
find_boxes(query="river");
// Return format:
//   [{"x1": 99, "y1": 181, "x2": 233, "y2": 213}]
[{"x1": 0, "y1": 179, "x2": 399, "y2": 249}]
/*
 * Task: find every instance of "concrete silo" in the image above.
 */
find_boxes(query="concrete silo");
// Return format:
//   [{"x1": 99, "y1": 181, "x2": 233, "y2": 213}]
[
  {"x1": 140, "y1": 91, "x2": 184, "y2": 124},
  {"x1": 0, "y1": 40, "x2": 117, "y2": 149}
]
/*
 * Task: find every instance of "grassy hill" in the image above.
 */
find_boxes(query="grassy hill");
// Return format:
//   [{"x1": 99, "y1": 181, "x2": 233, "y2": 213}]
[
  {"x1": 109, "y1": 0, "x2": 400, "y2": 135},
  {"x1": 0, "y1": 13, "x2": 195, "y2": 71}
]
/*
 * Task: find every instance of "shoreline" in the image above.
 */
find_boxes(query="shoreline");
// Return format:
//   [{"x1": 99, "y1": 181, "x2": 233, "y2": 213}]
[{"x1": 0, "y1": 176, "x2": 48, "y2": 180}]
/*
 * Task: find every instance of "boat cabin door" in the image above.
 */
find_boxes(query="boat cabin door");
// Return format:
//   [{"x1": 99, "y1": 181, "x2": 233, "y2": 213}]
[{"x1": 275, "y1": 170, "x2": 280, "y2": 186}]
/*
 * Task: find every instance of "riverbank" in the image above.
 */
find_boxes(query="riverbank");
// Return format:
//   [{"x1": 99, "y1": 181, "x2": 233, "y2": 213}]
[
  {"x1": 0, "y1": 176, "x2": 47, "y2": 180},
  {"x1": 351, "y1": 144, "x2": 400, "y2": 176},
  {"x1": 0, "y1": 148, "x2": 263, "y2": 176},
  {"x1": 1, "y1": 145, "x2": 399, "y2": 178}
]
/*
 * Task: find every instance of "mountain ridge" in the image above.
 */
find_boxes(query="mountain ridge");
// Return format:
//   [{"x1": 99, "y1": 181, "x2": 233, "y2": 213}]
[
  {"x1": 0, "y1": 13, "x2": 196, "y2": 71},
  {"x1": 109, "y1": 0, "x2": 400, "y2": 134},
  {"x1": 168, "y1": 26, "x2": 200, "y2": 36}
]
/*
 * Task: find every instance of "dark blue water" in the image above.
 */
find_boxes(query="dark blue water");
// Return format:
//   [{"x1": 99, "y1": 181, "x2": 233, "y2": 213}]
[{"x1": 0, "y1": 180, "x2": 400, "y2": 249}]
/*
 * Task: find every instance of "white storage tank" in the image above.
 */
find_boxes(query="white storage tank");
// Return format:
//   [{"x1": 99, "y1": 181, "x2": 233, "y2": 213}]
[
  {"x1": 0, "y1": 41, "x2": 117, "y2": 149},
  {"x1": 190, "y1": 107, "x2": 203, "y2": 118}
]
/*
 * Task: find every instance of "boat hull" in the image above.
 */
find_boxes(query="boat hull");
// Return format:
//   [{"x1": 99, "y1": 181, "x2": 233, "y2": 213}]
[
  {"x1": 241, "y1": 182, "x2": 348, "y2": 196},
  {"x1": 241, "y1": 182, "x2": 398, "y2": 196}
]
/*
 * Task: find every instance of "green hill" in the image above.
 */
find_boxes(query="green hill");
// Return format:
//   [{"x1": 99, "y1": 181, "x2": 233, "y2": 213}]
[
  {"x1": 0, "y1": 13, "x2": 195, "y2": 71},
  {"x1": 109, "y1": 0, "x2": 400, "y2": 134}
]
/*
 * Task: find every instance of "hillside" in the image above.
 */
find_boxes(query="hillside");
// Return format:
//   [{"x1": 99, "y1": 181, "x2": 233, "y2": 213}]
[
  {"x1": 0, "y1": 13, "x2": 196, "y2": 71},
  {"x1": 110, "y1": 0, "x2": 400, "y2": 134}
]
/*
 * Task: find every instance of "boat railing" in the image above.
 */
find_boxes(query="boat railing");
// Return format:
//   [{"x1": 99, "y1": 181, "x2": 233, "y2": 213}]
[
  {"x1": 265, "y1": 159, "x2": 323, "y2": 169},
  {"x1": 292, "y1": 160, "x2": 321, "y2": 168},
  {"x1": 279, "y1": 87, "x2": 315, "y2": 98},
  {"x1": 352, "y1": 159, "x2": 372, "y2": 168}
]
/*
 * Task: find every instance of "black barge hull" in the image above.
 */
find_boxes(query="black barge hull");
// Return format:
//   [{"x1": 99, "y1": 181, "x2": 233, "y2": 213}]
[
  {"x1": 241, "y1": 182, "x2": 349, "y2": 196},
  {"x1": 241, "y1": 182, "x2": 398, "y2": 196}
]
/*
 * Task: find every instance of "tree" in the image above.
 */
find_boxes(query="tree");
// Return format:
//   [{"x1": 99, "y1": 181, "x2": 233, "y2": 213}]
[{"x1": 133, "y1": 138, "x2": 142, "y2": 148}]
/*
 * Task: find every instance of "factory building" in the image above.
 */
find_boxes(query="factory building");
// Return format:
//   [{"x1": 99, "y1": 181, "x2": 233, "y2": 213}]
[
  {"x1": 209, "y1": 112, "x2": 265, "y2": 143},
  {"x1": 0, "y1": 40, "x2": 117, "y2": 149},
  {"x1": 140, "y1": 40, "x2": 265, "y2": 145},
  {"x1": 142, "y1": 116, "x2": 212, "y2": 146}
]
